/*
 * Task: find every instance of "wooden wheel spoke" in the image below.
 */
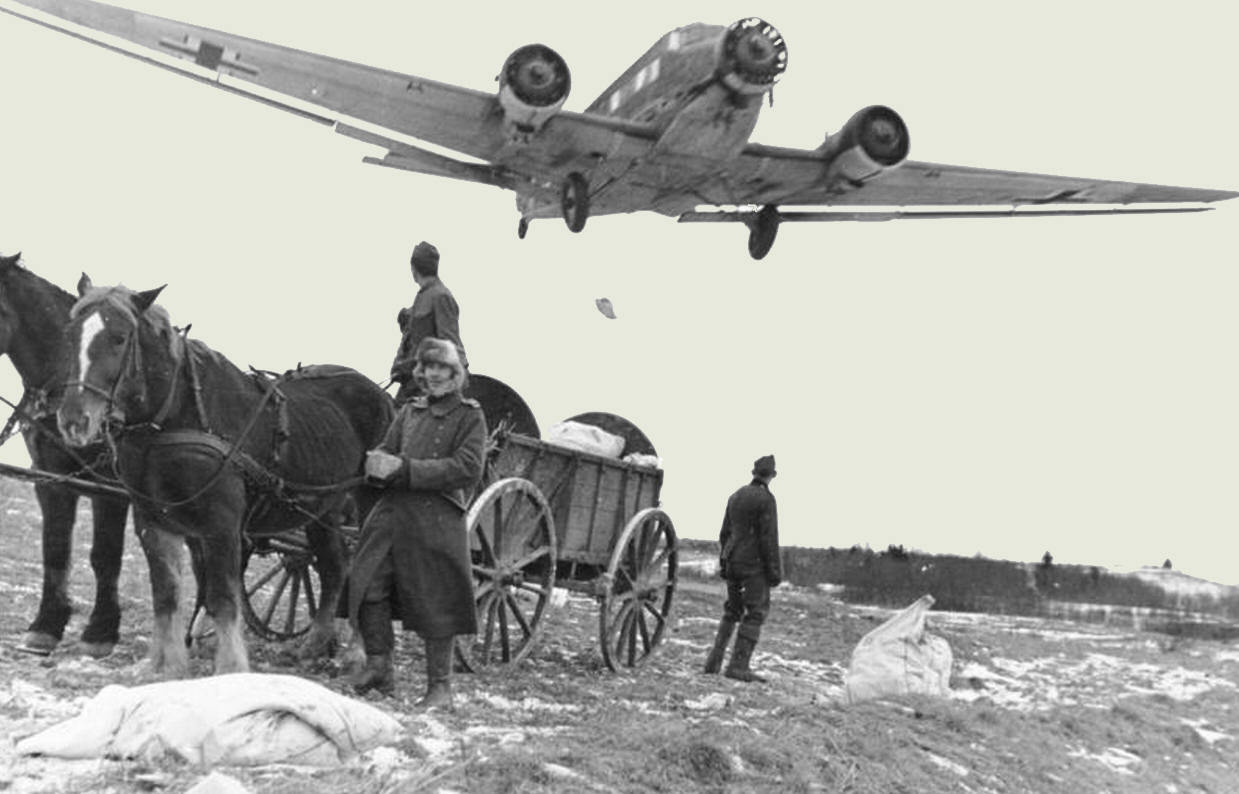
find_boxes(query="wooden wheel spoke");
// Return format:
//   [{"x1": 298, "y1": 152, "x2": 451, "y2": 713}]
[
  {"x1": 283, "y1": 572, "x2": 301, "y2": 634},
  {"x1": 636, "y1": 608, "x2": 653, "y2": 654},
  {"x1": 479, "y1": 591, "x2": 501, "y2": 660},
  {"x1": 498, "y1": 594, "x2": 512, "y2": 662},
  {"x1": 641, "y1": 599, "x2": 667, "y2": 631},
  {"x1": 472, "y1": 564, "x2": 499, "y2": 580},
  {"x1": 613, "y1": 565, "x2": 637, "y2": 592},
  {"x1": 510, "y1": 543, "x2": 553, "y2": 571},
  {"x1": 647, "y1": 543, "x2": 672, "y2": 571},
  {"x1": 515, "y1": 580, "x2": 549, "y2": 599},
  {"x1": 475, "y1": 526, "x2": 497, "y2": 568},
  {"x1": 490, "y1": 498, "x2": 506, "y2": 559},
  {"x1": 245, "y1": 561, "x2": 283, "y2": 597},
  {"x1": 641, "y1": 528, "x2": 669, "y2": 568},
  {"x1": 259, "y1": 569, "x2": 291, "y2": 628},
  {"x1": 474, "y1": 579, "x2": 496, "y2": 600},
  {"x1": 503, "y1": 591, "x2": 534, "y2": 639},
  {"x1": 303, "y1": 570, "x2": 318, "y2": 617},
  {"x1": 623, "y1": 606, "x2": 639, "y2": 665},
  {"x1": 609, "y1": 600, "x2": 634, "y2": 649}
]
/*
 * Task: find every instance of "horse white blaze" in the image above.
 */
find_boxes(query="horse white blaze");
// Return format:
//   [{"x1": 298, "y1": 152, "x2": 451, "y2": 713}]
[{"x1": 76, "y1": 312, "x2": 105, "y2": 391}]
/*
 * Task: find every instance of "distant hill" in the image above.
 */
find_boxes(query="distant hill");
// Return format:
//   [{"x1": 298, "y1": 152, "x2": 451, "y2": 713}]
[{"x1": 1126, "y1": 566, "x2": 1239, "y2": 601}]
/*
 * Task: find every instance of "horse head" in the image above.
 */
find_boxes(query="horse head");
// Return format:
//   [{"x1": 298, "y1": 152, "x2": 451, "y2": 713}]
[{"x1": 57, "y1": 274, "x2": 173, "y2": 447}]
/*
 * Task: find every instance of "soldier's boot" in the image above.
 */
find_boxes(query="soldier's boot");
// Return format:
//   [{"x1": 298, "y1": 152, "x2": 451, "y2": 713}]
[
  {"x1": 724, "y1": 628, "x2": 766, "y2": 683},
  {"x1": 703, "y1": 618, "x2": 736, "y2": 674},
  {"x1": 415, "y1": 636, "x2": 455, "y2": 710},
  {"x1": 349, "y1": 602, "x2": 395, "y2": 696}
]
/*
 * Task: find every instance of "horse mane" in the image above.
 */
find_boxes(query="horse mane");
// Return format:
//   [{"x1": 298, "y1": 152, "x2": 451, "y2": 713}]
[
  {"x1": 0, "y1": 254, "x2": 76, "y2": 319},
  {"x1": 70, "y1": 285, "x2": 186, "y2": 366}
]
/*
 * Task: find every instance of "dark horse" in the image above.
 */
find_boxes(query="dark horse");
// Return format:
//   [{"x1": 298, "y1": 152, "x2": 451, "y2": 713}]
[
  {"x1": 0, "y1": 253, "x2": 131, "y2": 657},
  {"x1": 56, "y1": 276, "x2": 394, "y2": 676}
]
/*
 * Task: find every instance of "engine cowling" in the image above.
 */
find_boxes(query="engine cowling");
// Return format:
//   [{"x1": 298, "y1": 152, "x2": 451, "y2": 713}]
[
  {"x1": 818, "y1": 105, "x2": 910, "y2": 183},
  {"x1": 716, "y1": 18, "x2": 787, "y2": 96},
  {"x1": 497, "y1": 44, "x2": 571, "y2": 131}
]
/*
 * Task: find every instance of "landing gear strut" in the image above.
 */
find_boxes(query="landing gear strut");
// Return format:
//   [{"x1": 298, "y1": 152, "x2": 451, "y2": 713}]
[
  {"x1": 747, "y1": 204, "x2": 780, "y2": 260},
  {"x1": 561, "y1": 172, "x2": 589, "y2": 233}
]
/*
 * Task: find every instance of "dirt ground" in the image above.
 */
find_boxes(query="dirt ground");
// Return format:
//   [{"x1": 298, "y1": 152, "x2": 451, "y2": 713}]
[{"x1": 1, "y1": 480, "x2": 1237, "y2": 793}]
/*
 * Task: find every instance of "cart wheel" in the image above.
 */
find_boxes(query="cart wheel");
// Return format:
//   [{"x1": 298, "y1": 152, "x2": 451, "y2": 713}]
[
  {"x1": 457, "y1": 477, "x2": 558, "y2": 671},
  {"x1": 598, "y1": 507, "x2": 677, "y2": 671},
  {"x1": 241, "y1": 533, "x2": 320, "y2": 641}
]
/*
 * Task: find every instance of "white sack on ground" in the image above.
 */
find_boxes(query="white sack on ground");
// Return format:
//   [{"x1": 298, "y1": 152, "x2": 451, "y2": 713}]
[
  {"x1": 546, "y1": 420, "x2": 625, "y2": 458},
  {"x1": 844, "y1": 594, "x2": 953, "y2": 703},
  {"x1": 16, "y1": 672, "x2": 403, "y2": 766}
]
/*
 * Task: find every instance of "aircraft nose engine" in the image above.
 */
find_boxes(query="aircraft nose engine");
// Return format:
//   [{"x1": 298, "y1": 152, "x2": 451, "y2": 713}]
[
  {"x1": 717, "y1": 18, "x2": 787, "y2": 95},
  {"x1": 498, "y1": 44, "x2": 571, "y2": 131}
]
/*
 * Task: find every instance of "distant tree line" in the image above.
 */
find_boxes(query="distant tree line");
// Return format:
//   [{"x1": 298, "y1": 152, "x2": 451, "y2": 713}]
[{"x1": 677, "y1": 539, "x2": 1239, "y2": 623}]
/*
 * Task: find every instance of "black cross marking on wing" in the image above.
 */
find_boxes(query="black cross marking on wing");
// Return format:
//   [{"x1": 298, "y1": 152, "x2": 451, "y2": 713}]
[{"x1": 158, "y1": 35, "x2": 259, "y2": 77}]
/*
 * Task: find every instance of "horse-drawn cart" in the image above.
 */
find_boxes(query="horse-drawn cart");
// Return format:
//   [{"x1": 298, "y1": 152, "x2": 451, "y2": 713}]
[
  {"x1": 238, "y1": 379, "x2": 679, "y2": 672},
  {"x1": 462, "y1": 422, "x2": 677, "y2": 672}
]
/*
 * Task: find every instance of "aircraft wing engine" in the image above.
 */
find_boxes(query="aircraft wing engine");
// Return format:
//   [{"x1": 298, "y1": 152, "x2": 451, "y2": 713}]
[
  {"x1": 497, "y1": 44, "x2": 572, "y2": 132},
  {"x1": 818, "y1": 105, "x2": 911, "y2": 185},
  {"x1": 715, "y1": 18, "x2": 788, "y2": 96}
]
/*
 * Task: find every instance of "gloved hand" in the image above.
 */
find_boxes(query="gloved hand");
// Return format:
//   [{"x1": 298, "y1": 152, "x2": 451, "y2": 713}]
[
  {"x1": 364, "y1": 449, "x2": 407, "y2": 486},
  {"x1": 766, "y1": 571, "x2": 783, "y2": 588}
]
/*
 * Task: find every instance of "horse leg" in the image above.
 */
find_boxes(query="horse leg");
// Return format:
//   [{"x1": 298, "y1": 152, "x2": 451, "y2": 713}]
[
  {"x1": 183, "y1": 537, "x2": 213, "y2": 652},
  {"x1": 136, "y1": 517, "x2": 190, "y2": 678},
  {"x1": 298, "y1": 509, "x2": 348, "y2": 660},
  {"x1": 197, "y1": 527, "x2": 249, "y2": 674},
  {"x1": 20, "y1": 484, "x2": 79, "y2": 656},
  {"x1": 79, "y1": 495, "x2": 129, "y2": 658}
]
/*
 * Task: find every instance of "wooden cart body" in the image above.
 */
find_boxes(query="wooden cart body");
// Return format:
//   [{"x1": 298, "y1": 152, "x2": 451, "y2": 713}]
[{"x1": 488, "y1": 433, "x2": 663, "y2": 582}]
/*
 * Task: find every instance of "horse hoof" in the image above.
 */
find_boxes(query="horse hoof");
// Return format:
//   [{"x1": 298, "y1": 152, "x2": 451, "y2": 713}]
[
  {"x1": 17, "y1": 632, "x2": 59, "y2": 656},
  {"x1": 80, "y1": 641, "x2": 116, "y2": 659}
]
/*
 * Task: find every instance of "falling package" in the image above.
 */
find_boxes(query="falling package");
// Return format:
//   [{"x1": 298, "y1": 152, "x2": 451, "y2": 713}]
[
  {"x1": 546, "y1": 420, "x2": 625, "y2": 458},
  {"x1": 16, "y1": 672, "x2": 403, "y2": 766},
  {"x1": 844, "y1": 594, "x2": 953, "y2": 704}
]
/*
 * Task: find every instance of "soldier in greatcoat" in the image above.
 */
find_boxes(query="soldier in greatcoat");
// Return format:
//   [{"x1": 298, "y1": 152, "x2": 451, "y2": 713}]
[
  {"x1": 346, "y1": 336, "x2": 486, "y2": 708},
  {"x1": 704, "y1": 454, "x2": 782, "y2": 682},
  {"x1": 389, "y1": 241, "x2": 469, "y2": 405}
]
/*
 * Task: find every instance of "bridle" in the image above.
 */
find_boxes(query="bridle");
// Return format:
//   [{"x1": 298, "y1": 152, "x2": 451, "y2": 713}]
[{"x1": 61, "y1": 305, "x2": 185, "y2": 434}]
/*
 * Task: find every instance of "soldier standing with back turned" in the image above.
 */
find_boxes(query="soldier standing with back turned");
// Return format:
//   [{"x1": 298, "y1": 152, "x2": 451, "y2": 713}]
[{"x1": 704, "y1": 454, "x2": 782, "y2": 682}]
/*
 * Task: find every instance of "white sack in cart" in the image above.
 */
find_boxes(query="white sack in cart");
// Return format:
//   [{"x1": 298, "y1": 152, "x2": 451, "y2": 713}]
[
  {"x1": 622, "y1": 452, "x2": 662, "y2": 469},
  {"x1": 547, "y1": 420, "x2": 625, "y2": 458},
  {"x1": 844, "y1": 594, "x2": 953, "y2": 703},
  {"x1": 16, "y1": 672, "x2": 402, "y2": 766}
]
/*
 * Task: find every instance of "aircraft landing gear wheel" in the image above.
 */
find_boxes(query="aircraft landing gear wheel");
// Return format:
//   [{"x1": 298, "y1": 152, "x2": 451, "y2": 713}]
[
  {"x1": 562, "y1": 172, "x2": 589, "y2": 233},
  {"x1": 748, "y1": 205, "x2": 780, "y2": 260},
  {"x1": 518, "y1": 218, "x2": 530, "y2": 239}
]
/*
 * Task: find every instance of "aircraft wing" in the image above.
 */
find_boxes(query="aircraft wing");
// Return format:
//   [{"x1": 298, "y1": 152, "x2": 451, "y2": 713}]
[
  {"x1": 687, "y1": 142, "x2": 1238, "y2": 213},
  {"x1": 2, "y1": 0, "x2": 657, "y2": 185}
]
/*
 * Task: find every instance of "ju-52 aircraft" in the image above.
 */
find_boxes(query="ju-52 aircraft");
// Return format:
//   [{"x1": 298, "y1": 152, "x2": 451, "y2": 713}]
[{"x1": 5, "y1": 1, "x2": 1236, "y2": 259}]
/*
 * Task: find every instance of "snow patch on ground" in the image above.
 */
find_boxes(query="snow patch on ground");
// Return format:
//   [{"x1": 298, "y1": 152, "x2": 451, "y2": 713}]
[{"x1": 952, "y1": 652, "x2": 1235, "y2": 711}]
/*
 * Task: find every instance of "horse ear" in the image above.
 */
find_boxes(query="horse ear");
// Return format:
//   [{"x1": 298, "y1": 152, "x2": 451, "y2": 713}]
[
  {"x1": 134, "y1": 285, "x2": 167, "y2": 313},
  {"x1": 77, "y1": 272, "x2": 93, "y2": 296},
  {"x1": 0, "y1": 251, "x2": 20, "y2": 267}
]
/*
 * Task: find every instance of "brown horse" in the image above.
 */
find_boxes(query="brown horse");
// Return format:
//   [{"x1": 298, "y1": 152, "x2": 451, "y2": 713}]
[
  {"x1": 56, "y1": 276, "x2": 393, "y2": 677},
  {"x1": 0, "y1": 253, "x2": 130, "y2": 657}
]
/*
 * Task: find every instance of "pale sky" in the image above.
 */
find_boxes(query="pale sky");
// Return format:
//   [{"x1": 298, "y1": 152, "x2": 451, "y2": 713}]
[{"x1": 0, "y1": 1, "x2": 1237, "y2": 583}]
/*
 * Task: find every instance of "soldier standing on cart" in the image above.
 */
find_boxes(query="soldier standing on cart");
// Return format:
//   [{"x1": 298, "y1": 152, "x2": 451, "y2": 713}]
[
  {"x1": 390, "y1": 241, "x2": 469, "y2": 405},
  {"x1": 704, "y1": 454, "x2": 782, "y2": 682},
  {"x1": 345, "y1": 337, "x2": 486, "y2": 709}
]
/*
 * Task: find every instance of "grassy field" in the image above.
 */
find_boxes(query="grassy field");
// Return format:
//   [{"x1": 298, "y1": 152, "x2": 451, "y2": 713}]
[{"x1": 0, "y1": 478, "x2": 1237, "y2": 793}]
